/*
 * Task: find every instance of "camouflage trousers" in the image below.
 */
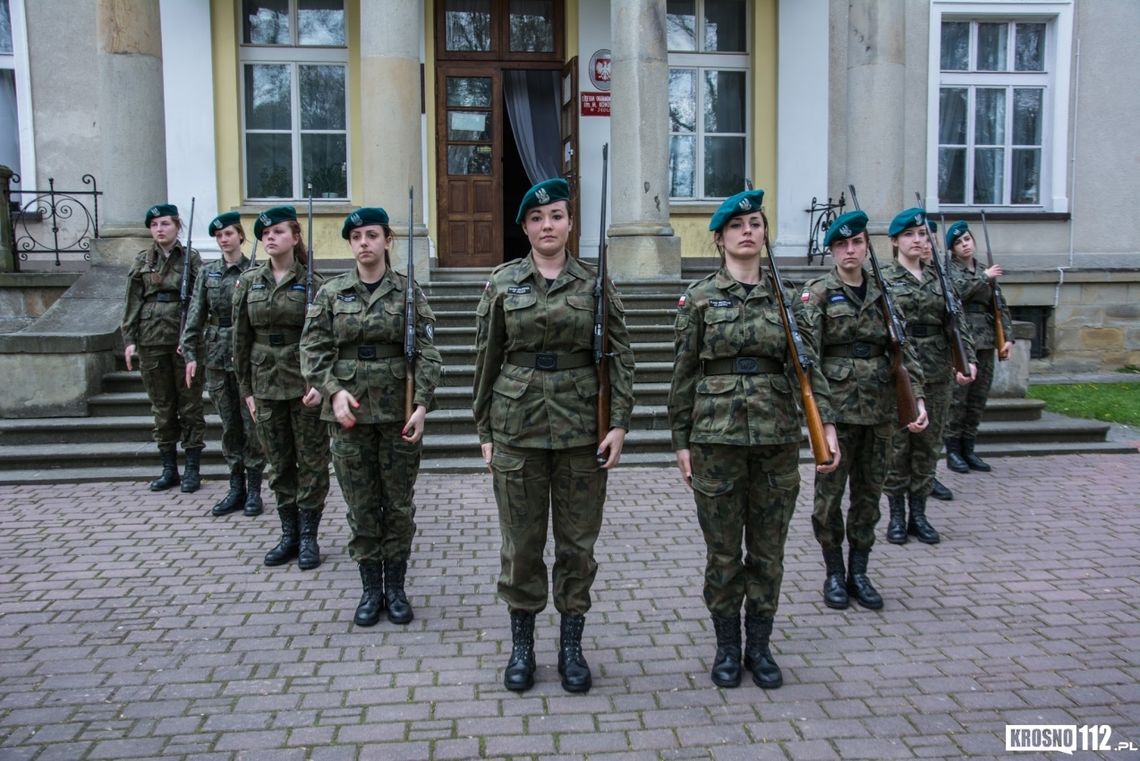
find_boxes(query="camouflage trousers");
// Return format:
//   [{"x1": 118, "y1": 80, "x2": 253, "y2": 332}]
[
  {"x1": 330, "y1": 422, "x2": 421, "y2": 564},
  {"x1": 945, "y1": 348, "x2": 995, "y2": 440},
  {"x1": 690, "y1": 442, "x2": 800, "y2": 619},
  {"x1": 885, "y1": 380, "x2": 951, "y2": 498},
  {"x1": 253, "y1": 397, "x2": 329, "y2": 513},
  {"x1": 489, "y1": 442, "x2": 606, "y2": 615},
  {"x1": 812, "y1": 421, "x2": 892, "y2": 552},
  {"x1": 138, "y1": 346, "x2": 205, "y2": 449},
  {"x1": 205, "y1": 367, "x2": 264, "y2": 472}
]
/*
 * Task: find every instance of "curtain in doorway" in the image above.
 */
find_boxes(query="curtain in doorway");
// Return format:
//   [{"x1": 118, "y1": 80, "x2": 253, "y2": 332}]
[{"x1": 503, "y1": 70, "x2": 561, "y2": 185}]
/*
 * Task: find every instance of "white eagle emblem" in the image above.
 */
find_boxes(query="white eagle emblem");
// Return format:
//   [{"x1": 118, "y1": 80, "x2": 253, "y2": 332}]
[
  {"x1": 738, "y1": 198, "x2": 752, "y2": 211},
  {"x1": 350, "y1": 212, "x2": 361, "y2": 225},
  {"x1": 535, "y1": 188, "x2": 550, "y2": 204},
  {"x1": 259, "y1": 213, "x2": 270, "y2": 226},
  {"x1": 150, "y1": 206, "x2": 160, "y2": 217},
  {"x1": 914, "y1": 213, "x2": 924, "y2": 226},
  {"x1": 838, "y1": 224, "x2": 851, "y2": 237}
]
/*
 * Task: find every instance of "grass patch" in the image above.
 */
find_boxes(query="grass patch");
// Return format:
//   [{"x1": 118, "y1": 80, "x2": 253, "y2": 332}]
[{"x1": 1026, "y1": 382, "x2": 1140, "y2": 426}]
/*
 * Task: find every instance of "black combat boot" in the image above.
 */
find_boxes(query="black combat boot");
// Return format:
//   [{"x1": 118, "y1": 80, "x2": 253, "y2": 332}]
[
  {"x1": 709, "y1": 614, "x2": 742, "y2": 687},
  {"x1": 945, "y1": 437, "x2": 969, "y2": 473},
  {"x1": 743, "y1": 613, "x2": 782, "y2": 689},
  {"x1": 211, "y1": 467, "x2": 246, "y2": 516},
  {"x1": 297, "y1": 510, "x2": 322, "y2": 570},
  {"x1": 961, "y1": 437, "x2": 991, "y2": 472},
  {"x1": 930, "y1": 478, "x2": 954, "y2": 501},
  {"x1": 886, "y1": 494, "x2": 908, "y2": 544},
  {"x1": 383, "y1": 560, "x2": 414, "y2": 624},
  {"x1": 149, "y1": 445, "x2": 180, "y2": 491},
  {"x1": 503, "y1": 610, "x2": 536, "y2": 692},
  {"x1": 821, "y1": 547, "x2": 849, "y2": 609},
  {"x1": 907, "y1": 494, "x2": 941, "y2": 544},
  {"x1": 243, "y1": 469, "x2": 264, "y2": 516},
  {"x1": 846, "y1": 547, "x2": 884, "y2": 609},
  {"x1": 558, "y1": 614, "x2": 592, "y2": 693},
  {"x1": 353, "y1": 561, "x2": 385, "y2": 627},
  {"x1": 264, "y1": 506, "x2": 299, "y2": 566},
  {"x1": 180, "y1": 447, "x2": 203, "y2": 493}
]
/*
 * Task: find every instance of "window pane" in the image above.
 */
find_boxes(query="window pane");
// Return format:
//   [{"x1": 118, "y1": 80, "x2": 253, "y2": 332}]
[
  {"x1": 245, "y1": 64, "x2": 291, "y2": 130},
  {"x1": 940, "y1": 21, "x2": 968, "y2": 71},
  {"x1": 938, "y1": 147, "x2": 966, "y2": 204},
  {"x1": 0, "y1": 0, "x2": 12, "y2": 55},
  {"x1": 669, "y1": 135, "x2": 695, "y2": 197},
  {"x1": 446, "y1": 0, "x2": 491, "y2": 52},
  {"x1": 974, "y1": 88, "x2": 1006, "y2": 146},
  {"x1": 666, "y1": 0, "x2": 696, "y2": 51},
  {"x1": 1013, "y1": 88, "x2": 1043, "y2": 145},
  {"x1": 703, "y1": 70, "x2": 745, "y2": 133},
  {"x1": 298, "y1": 0, "x2": 345, "y2": 46},
  {"x1": 1015, "y1": 22, "x2": 1046, "y2": 71},
  {"x1": 973, "y1": 147, "x2": 1004, "y2": 205},
  {"x1": 1011, "y1": 148, "x2": 1041, "y2": 204},
  {"x1": 302, "y1": 133, "x2": 347, "y2": 198},
  {"x1": 668, "y1": 68, "x2": 695, "y2": 133},
  {"x1": 299, "y1": 65, "x2": 345, "y2": 129},
  {"x1": 938, "y1": 87, "x2": 968, "y2": 145},
  {"x1": 447, "y1": 145, "x2": 492, "y2": 175},
  {"x1": 243, "y1": 0, "x2": 290, "y2": 45},
  {"x1": 704, "y1": 136, "x2": 745, "y2": 198},
  {"x1": 0, "y1": 70, "x2": 19, "y2": 177},
  {"x1": 704, "y1": 0, "x2": 746, "y2": 52},
  {"x1": 246, "y1": 133, "x2": 293, "y2": 198},
  {"x1": 976, "y1": 22, "x2": 1008, "y2": 71},
  {"x1": 510, "y1": 0, "x2": 554, "y2": 53},
  {"x1": 447, "y1": 77, "x2": 492, "y2": 107},
  {"x1": 448, "y1": 111, "x2": 491, "y2": 141}
]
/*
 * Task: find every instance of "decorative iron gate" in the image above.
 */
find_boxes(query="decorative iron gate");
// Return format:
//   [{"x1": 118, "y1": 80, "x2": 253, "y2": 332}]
[{"x1": 9, "y1": 174, "x2": 102, "y2": 269}]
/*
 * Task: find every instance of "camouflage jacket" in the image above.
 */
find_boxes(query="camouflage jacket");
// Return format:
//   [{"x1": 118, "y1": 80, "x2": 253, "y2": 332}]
[
  {"x1": 795, "y1": 268, "x2": 926, "y2": 426},
  {"x1": 472, "y1": 253, "x2": 635, "y2": 449},
  {"x1": 949, "y1": 257, "x2": 1013, "y2": 351},
  {"x1": 881, "y1": 260, "x2": 977, "y2": 385},
  {"x1": 121, "y1": 242, "x2": 202, "y2": 348},
  {"x1": 668, "y1": 267, "x2": 834, "y2": 449},
  {"x1": 180, "y1": 254, "x2": 251, "y2": 371},
  {"x1": 301, "y1": 266, "x2": 443, "y2": 425},
  {"x1": 232, "y1": 259, "x2": 324, "y2": 401}
]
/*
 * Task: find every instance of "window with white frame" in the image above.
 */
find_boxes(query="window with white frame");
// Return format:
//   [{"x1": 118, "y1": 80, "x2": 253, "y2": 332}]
[
  {"x1": 666, "y1": 0, "x2": 748, "y2": 201},
  {"x1": 933, "y1": 3, "x2": 1072, "y2": 211},
  {"x1": 240, "y1": 0, "x2": 348, "y2": 200},
  {"x1": 0, "y1": 0, "x2": 21, "y2": 184}
]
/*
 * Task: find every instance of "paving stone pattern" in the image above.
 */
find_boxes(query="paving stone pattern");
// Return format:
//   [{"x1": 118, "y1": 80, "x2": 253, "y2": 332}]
[{"x1": 1, "y1": 455, "x2": 1137, "y2": 760}]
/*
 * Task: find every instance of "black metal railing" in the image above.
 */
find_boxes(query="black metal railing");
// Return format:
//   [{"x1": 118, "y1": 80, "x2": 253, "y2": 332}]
[
  {"x1": 9, "y1": 174, "x2": 102, "y2": 269},
  {"x1": 805, "y1": 192, "x2": 846, "y2": 265}
]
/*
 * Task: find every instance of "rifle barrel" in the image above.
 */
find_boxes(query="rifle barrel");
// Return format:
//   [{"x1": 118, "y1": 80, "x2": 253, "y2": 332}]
[{"x1": 405, "y1": 186, "x2": 416, "y2": 421}]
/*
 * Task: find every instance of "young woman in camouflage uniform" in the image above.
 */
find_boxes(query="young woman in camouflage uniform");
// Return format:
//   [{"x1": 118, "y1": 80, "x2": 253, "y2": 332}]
[
  {"x1": 181, "y1": 212, "x2": 266, "y2": 518},
  {"x1": 233, "y1": 206, "x2": 329, "y2": 571},
  {"x1": 944, "y1": 221, "x2": 1013, "y2": 475},
  {"x1": 668, "y1": 189, "x2": 839, "y2": 690},
  {"x1": 473, "y1": 178, "x2": 635, "y2": 694},
  {"x1": 301, "y1": 207, "x2": 442, "y2": 627},
  {"x1": 122, "y1": 204, "x2": 206, "y2": 493}
]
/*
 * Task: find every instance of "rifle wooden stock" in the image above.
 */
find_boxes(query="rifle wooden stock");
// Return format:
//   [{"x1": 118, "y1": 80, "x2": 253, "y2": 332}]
[
  {"x1": 405, "y1": 186, "x2": 416, "y2": 422},
  {"x1": 594, "y1": 144, "x2": 611, "y2": 457},
  {"x1": 889, "y1": 346, "x2": 919, "y2": 426}
]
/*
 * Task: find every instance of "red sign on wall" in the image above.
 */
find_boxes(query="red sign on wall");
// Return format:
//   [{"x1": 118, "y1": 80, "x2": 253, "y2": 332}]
[{"x1": 581, "y1": 92, "x2": 610, "y2": 117}]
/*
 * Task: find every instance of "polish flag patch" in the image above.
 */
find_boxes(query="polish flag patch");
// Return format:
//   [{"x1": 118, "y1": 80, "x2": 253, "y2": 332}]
[
  {"x1": 677, "y1": 295, "x2": 687, "y2": 308},
  {"x1": 801, "y1": 291, "x2": 811, "y2": 303}
]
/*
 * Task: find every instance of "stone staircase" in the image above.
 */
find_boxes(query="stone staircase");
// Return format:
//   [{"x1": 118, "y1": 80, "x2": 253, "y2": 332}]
[{"x1": 0, "y1": 279, "x2": 1132, "y2": 484}]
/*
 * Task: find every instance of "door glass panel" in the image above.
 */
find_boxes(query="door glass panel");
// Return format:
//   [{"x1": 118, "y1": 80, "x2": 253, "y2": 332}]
[
  {"x1": 448, "y1": 111, "x2": 491, "y2": 141},
  {"x1": 447, "y1": 77, "x2": 492, "y2": 108},
  {"x1": 448, "y1": 145, "x2": 493, "y2": 175},
  {"x1": 510, "y1": 0, "x2": 553, "y2": 53},
  {"x1": 299, "y1": 65, "x2": 346, "y2": 129},
  {"x1": 244, "y1": 64, "x2": 292, "y2": 130},
  {"x1": 446, "y1": 0, "x2": 492, "y2": 52},
  {"x1": 298, "y1": 0, "x2": 345, "y2": 46},
  {"x1": 666, "y1": 0, "x2": 696, "y2": 51},
  {"x1": 243, "y1": 0, "x2": 290, "y2": 44}
]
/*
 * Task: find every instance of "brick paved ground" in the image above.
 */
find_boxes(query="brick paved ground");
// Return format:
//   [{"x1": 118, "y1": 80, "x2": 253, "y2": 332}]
[{"x1": 1, "y1": 454, "x2": 1137, "y2": 761}]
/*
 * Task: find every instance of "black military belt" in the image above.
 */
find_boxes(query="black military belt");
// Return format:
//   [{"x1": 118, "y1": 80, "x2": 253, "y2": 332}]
[
  {"x1": 254, "y1": 329, "x2": 303, "y2": 346},
  {"x1": 506, "y1": 351, "x2": 593, "y2": 371},
  {"x1": 146, "y1": 292, "x2": 179, "y2": 303},
  {"x1": 908, "y1": 323, "x2": 943, "y2": 337},
  {"x1": 823, "y1": 342, "x2": 886, "y2": 359},
  {"x1": 964, "y1": 303, "x2": 989, "y2": 314},
  {"x1": 703, "y1": 356, "x2": 784, "y2": 375},
  {"x1": 210, "y1": 316, "x2": 233, "y2": 328},
  {"x1": 339, "y1": 343, "x2": 402, "y2": 361}
]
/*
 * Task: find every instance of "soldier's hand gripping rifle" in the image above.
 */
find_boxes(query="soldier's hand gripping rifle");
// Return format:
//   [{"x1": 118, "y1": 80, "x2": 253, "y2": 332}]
[
  {"x1": 178, "y1": 197, "x2": 197, "y2": 336},
  {"x1": 404, "y1": 186, "x2": 417, "y2": 422},
  {"x1": 305, "y1": 183, "x2": 316, "y2": 304},
  {"x1": 979, "y1": 209, "x2": 1008, "y2": 360},
  {"x1": 847, "y1": 185, "x2": 920, "y2": 426},
  {"x1": 915, "y1": 192, "x2": 970, "y2": 376},
  {"x1": 749, "y1": 180, "x2": 832, "y2": 467},
  {"x1": 593, "y1": 144, "x2": 611, "y2": 466}
]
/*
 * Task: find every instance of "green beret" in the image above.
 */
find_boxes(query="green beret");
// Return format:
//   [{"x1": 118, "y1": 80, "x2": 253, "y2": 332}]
[
  {"x1": 341, "y1": 207, "x2": 390, "y2": 239},
  {"x1": 208, "y1": 211, "x2": 242, "y2": 237},
  {"x1": 515, "y1": 178, "x2": 570, "y2": 224},
  {"x1": 928, "y1": 219, "x2": 938, "y2": 234},
  {"x1": 945, "y1": 220, "x2": 970, "y2": 249},
  {"x1": 823, "y1": 210, "x2": 869, "y2": 247},
  {"x1": 253, "y1": 205, "x2": 298, "y2": 240},
  {"x1": 708, "y1": 189, "x2": 765, "y2": 232},
  {"x1": 145, "y1": 203, "x2": 178, "y2": 227},
  {"x1": 888, "y1": 207, "x2": 928, "y2": 237}
]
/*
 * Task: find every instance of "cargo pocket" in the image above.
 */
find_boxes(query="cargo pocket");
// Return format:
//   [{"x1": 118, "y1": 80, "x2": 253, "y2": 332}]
[
  {"x1": 330, "y1": 436, "x2": 368, "y2": 508},
  {"x1": 490, "y1": 374, "x2": 529, "y2": 437},
  {"x1": 490, "y1": 449, "x2": 527, "y2": 530},
  {"x1": 690, "y1": 473, "x2": 735, "y2": 536}
]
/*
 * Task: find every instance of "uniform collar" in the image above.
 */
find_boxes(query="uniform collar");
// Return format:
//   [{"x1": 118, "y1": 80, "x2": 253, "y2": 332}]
[
  {"x1": 514, "y1": 251, "x2": 590, "y2": 286},
  {"x1": 349, "y1": 265, "x2": 401, "y2": 300},
  {"x1": 714, "y1": 266, "x2": 771, "y2": 300}
]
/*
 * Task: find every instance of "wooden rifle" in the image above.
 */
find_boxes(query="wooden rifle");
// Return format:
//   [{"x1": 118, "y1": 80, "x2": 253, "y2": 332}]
[
  {"x1": 178, "y1": 197, "x2": 196, "y2": 336},
  {"x1": 978, "y1": 209, "x2": 1008, "y2": 360},
  {"x1": 914, "y1": 192, "x2": 969, "y2": 376},
  {"x1": 404, "y1": 186, "x2": 417, "y2": 421},
  {"x1": 847, "y1": 185, "x2": 920, "y2": 426},
  {"x1": 593, "y1": 144, "x2": 611, "y2": 464},
  {"x1": 305, "y1": 183, "x2": 316, "y2": 304}
]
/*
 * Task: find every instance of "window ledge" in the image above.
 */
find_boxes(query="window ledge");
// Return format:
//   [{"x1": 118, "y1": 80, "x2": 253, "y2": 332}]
[
  {"x1": 934, "y1": 211, "x2": 1071, "y2": 222},
  {"x1": 236, "y1": 202, "x2": 357, "y2": 216},
  {"x1": 669, "y1": 202, "x2": 724, "y2": 215}
]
